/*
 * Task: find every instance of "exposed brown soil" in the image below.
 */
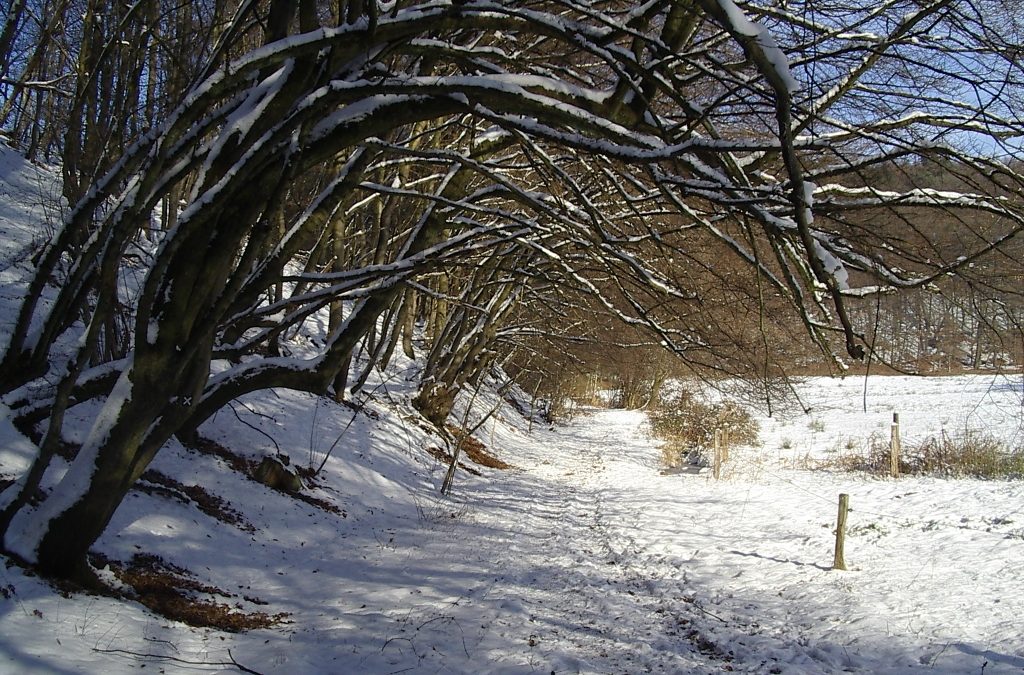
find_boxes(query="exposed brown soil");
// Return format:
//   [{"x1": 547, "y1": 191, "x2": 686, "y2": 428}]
[{"x1": 445, "y1": 425, "x2": 514, "y2": 470}]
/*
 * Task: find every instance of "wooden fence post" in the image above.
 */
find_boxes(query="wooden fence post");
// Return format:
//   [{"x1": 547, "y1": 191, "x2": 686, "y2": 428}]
[
  {"x1": 833, "y1": 493, "x2": 849, "y2": 571},
  {"x1": 890, "y1": 412, "x2": 901, "y2": 478},
  {"x1": 713, "y1": 429, "x2": 722, "y2": 480}
]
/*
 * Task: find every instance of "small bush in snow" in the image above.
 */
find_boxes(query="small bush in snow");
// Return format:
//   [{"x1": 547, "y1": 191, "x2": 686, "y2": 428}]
[{"x1": 650, "y1": 391, "x2": 759, "y2": 468}]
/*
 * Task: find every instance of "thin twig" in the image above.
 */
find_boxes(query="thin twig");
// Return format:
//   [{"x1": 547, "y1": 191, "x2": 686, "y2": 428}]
[
  {"x1": 92, "y1": 647, "x2": 264, "y2": 674},
  {"x1": 227, "y1": 401, "x2": 281, "y2": 455},
  {"x1": 228, "y1": 648, "x2": 265, "y2": 675},
  {"x1": 380, "y1": 635, "x2": 415, "y2": 653}
]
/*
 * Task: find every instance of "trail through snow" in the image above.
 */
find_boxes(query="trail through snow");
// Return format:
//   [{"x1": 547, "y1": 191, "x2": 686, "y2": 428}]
[
  {"x1": 2, "y1": 389, "x2": 1023, "y2": 674},
  {"x1": 433, "y1": 405, "x2": 1024, "y2": 674},
  {"x1": 441, "y1": 410, "x2": 713, "y2": 673},
  {"x1": 2, "y1": 137, "x2": 1022, "y2": 675}
]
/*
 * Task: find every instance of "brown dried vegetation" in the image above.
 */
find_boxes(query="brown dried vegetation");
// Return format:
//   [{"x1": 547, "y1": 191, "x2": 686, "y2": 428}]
[
  {"x1": 99, "y1": 553, "x2": 289, "y2": 632},
  {"x1": 137, "y1": 470, "x2": 254, "y2": 532},
  {"x1": 188, "y1": 437, "x2": 345, "y2": 516}
]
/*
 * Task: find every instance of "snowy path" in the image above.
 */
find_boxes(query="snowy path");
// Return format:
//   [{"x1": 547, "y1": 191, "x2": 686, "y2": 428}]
[
  {"x1": 430, "y1": 407, "x2": 1024, "y2": 674},
  {"x1": 3, "y1": 396, "x2": 1023, "y2": 674},
  {"x1": 453, "y1": 408, "x2": 823, "y2": 674},
  {"x1": 452, "y1": 411, "x2": 712, "y2": 673}
]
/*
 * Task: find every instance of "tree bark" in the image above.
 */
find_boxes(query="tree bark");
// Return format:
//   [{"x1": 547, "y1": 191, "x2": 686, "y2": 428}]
[{"x1": 0, "y1": 0, "x2": 26, "y2": 83}]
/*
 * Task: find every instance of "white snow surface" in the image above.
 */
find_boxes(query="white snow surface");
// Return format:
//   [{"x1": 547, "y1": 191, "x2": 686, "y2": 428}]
[
  {"x1": 0, "y1": 138, "x2": 65, "y2": 354},
  {"x1": 1, "y1": 374, "x2": 1023, "y2": 674}
]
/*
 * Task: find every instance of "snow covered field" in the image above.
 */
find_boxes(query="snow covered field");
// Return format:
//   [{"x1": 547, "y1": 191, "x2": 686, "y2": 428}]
[{"x1": 1, "y1": 372, "x2": 1023, "y2": 674}]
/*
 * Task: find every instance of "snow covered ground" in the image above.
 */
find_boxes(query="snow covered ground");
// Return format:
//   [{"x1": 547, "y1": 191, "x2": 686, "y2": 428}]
[
  {"x1": 0, "y1": 143, "x2": 64, "y2": 354},
  {"x1": 591, "y1": 376, "x2": 1024, "y2": 674},
  {"x1": 2, "y1": 373, "x2": 1023, "y2": 674}
]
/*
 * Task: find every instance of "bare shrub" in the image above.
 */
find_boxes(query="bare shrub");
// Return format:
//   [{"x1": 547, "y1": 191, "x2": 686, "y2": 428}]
[
  {"x1": 614, "y1": 373, "x2": 654, "y2": 410},
  {"x1": 650, "y1": 391, "x2": 759, "y2": 468}
]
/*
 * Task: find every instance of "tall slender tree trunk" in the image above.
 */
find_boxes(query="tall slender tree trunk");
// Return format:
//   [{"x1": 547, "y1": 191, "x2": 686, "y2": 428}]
[{"x1": 0, "y1": 0, "x2": 26, "y2": 83}]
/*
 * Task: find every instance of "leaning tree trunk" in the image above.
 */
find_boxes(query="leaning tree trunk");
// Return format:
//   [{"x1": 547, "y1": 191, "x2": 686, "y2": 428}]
[
  {"x1": 8, "y1": 346, "x2": 196, "y2": 579},
  {"x1": 1, "y1": 213, "x2": 231, "y2": 578},
  {"x1": 3, "y1": 348, "x2": 200, "y2": 581}
]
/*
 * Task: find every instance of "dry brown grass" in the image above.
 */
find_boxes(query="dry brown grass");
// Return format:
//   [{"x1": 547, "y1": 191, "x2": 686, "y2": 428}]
[
  {"x1": 830, "y1": 431, "x2": 1024, "y2": 479},
  {"x1": 445, "y1": 425, "x2": 514, "y2": 470},
  {"x1": 425, "y1": 445, "x2": 482, "y2": 476},
  {"x1": 187, "y1": 436, "x2": 345, "y2": 515}
]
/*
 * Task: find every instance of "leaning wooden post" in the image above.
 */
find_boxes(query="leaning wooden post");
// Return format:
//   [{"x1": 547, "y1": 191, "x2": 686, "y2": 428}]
[
  {"x1": 833, "y1": 493, "x2": 849, "y2": 571},
  {"x1": 890, "y1": 413, "x2": 901, "y2": 478},
  {"x1": 713, "y1": 429, "x2": 722, "y2": 480}
]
